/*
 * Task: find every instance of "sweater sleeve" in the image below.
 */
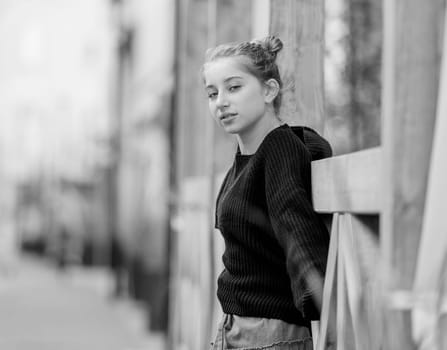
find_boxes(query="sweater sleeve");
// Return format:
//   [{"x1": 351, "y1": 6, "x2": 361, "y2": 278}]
[{"x1": 264, "y1": 133, "x2": 329, "y2": 320}]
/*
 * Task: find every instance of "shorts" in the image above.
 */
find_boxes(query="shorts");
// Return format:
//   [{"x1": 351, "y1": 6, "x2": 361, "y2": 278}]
[{"x1": 210, "y1": 314, "x2": 314, "y2": 350}]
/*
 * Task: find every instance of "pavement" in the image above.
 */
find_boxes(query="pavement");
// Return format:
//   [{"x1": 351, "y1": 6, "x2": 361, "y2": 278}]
[{"x1": 0, "y1": 254, "x2": 166, "y2": 350}]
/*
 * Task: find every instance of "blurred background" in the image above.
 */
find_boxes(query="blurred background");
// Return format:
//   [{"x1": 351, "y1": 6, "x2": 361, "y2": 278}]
[{"x1": 0, "y1": 0, "x2": 383, "y2": 349}]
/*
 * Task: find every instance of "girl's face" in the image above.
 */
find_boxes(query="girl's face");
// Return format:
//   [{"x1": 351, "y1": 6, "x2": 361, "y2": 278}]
[{"x1": 203, "y1": 57, "x2": 269, "y2": 136}]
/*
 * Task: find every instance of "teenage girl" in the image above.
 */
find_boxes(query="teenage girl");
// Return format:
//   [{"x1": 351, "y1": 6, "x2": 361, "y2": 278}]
[{"x1": 203, "y1": 36, "x2": 332, "y2": 350}]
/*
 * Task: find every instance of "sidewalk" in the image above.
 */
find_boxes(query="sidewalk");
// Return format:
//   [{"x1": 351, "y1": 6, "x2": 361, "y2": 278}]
[{"x1": 0, "y1": 255, "x2": 166, "y2": 350}]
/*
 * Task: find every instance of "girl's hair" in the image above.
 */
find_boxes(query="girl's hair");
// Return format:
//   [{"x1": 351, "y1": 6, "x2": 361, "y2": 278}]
[{"x1": 204, "y1": 36, "x2": 284, "y2": 114}]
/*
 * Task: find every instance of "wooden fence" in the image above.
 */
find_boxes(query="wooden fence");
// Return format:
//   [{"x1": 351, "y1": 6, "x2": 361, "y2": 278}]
[{"x1": 313, "y1": 0, "x2": 447, "y2": 349}]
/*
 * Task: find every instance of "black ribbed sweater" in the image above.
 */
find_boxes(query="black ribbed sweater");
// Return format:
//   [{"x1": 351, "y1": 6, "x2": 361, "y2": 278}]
[{"x1": 215, "y1": 124, "x2": 331, "y2": 326}]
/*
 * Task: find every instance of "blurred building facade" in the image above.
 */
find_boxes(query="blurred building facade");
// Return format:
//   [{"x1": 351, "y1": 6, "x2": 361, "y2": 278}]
[
  {"x1": 109, "y1": 0, "x2": 174, "y2": 330},
  {"x1": 0, "y1": 0, "x2": 175, "y2": 331},
  {"x1": 0, "y1": 0, "x2": 114, "y2": 265}
]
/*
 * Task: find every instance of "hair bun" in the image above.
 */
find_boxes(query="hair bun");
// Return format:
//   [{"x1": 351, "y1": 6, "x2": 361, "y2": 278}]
[{"x1": 261, "y1": 36, "x2": 283, "y2": 60}]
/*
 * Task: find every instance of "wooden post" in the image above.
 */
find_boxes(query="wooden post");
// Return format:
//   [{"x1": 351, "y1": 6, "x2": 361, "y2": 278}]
[
  {"x1": 170, "y1": 1, "x2": 211, "y2": 349},
  {"x1": 175, "y1": 0, "x2": 210, "y2": 179},
  {"x1": 381, "y1": 0, "x2": 443, "y2": 348},
  {"x1": 270, "y1": 0, "x2": 325, "y2": 133},
  {"x1": 412, "y1": 5, "x2": 447, "y2": 347}
]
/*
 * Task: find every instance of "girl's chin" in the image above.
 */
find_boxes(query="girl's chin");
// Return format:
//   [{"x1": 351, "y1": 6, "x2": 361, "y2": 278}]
[{"x1": 222, "y1": 125, "x2": 242, "y2": 134}]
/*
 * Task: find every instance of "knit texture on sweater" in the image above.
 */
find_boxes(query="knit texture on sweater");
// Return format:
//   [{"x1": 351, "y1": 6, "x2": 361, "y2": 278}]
[{"x1": 215, "y1": 124, "x2": 331, "y2": 325}]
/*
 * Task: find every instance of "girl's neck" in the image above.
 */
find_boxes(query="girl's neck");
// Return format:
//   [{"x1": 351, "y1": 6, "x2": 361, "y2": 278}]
[{"x1": 237, "y1": 112, "x2": 282, "y2": 155}]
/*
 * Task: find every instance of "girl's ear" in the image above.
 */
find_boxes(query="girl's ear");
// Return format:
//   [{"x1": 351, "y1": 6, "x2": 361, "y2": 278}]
[{"x1": 264, "y1": 79, "x2": 280, "y2": 104}]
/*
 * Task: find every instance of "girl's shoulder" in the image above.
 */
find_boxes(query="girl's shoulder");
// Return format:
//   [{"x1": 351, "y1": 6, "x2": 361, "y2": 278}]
[
  {"x1": 255, "y1": 125, "x2": 310, "y2": 174},
  {"x1": 260, "y1": 124, "x2": 332, "y2": 162},
  {"x1": 259, "y1": 124, "x2": 309, "y2": 158}
]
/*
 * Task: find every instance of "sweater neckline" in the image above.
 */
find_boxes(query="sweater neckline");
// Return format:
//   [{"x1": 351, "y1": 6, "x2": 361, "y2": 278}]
[{"x1": 235, "y1": 123, "x2": 288, "y2": 160}]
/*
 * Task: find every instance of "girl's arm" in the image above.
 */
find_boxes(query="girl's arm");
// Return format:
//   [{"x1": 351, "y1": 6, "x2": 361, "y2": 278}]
[{"x1": 265, "y1": 133, "x2": 329, "y2": 320}]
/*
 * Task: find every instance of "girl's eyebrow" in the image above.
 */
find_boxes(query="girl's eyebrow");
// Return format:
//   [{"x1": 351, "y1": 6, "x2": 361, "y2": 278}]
[
  {"x1": 224, "y1": 75, "x2": 243, "y2": 82},
  {"x1": 205, "y1": 75, "x2": 243, "y2": 89}
]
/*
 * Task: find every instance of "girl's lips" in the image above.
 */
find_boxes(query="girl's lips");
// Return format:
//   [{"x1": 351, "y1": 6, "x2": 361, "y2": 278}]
[{"x1": 220, "y1": 113, "x2": 237, "y2": 121}]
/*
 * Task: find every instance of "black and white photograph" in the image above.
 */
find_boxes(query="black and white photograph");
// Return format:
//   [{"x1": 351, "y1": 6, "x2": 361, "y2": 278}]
[{"x1": 0, "y1": 0, "x2": 445, "y2": 349}]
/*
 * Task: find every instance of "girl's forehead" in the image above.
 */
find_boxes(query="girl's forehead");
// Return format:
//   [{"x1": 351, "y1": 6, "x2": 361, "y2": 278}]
[{"x1": 203, "y1": 57, "x2": 252, "y2": 83}]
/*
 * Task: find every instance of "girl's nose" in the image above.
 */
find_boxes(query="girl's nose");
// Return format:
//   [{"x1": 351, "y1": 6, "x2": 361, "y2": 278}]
[{"x1": 216, "y1": 93, "x2": 229, "y2": 109}]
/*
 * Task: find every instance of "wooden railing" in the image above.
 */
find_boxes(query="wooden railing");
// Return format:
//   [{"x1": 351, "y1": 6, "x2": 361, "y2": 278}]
[
  {"x1": 312, "y1": 1, "x2": 447, "y2": 348},
  {"x1": 311, "y1": 149, "x2": 382, "y2": 350}
]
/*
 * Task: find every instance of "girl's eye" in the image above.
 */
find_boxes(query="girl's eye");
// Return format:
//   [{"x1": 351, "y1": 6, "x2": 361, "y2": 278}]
[
  {"x1": 207, "y1": 92, "x2": 217, "y2": 99},
  {"x1": 229, "y1": 85, "x2": 241, "y2": 92}
]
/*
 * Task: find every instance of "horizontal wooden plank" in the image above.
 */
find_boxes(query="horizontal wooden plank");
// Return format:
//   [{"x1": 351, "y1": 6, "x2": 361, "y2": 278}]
[{"x1": 311, "y1": 147, "x2": 382, "y2": 213}]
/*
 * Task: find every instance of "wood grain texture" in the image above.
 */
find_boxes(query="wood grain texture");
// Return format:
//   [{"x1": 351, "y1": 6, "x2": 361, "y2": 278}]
[
  {"x1": 341, "y1": 215, "x2": 368, "y2": 350},
  {"x1": 350, "y1": 215, "x2": 383, "y2": 350},
  {"x1": 317, "y1": 214, "x2": 338, "y2": 350},
  {"x1": 311, "y1": 147, "x2": 382, "y2": 213},
  {"x1": 412, "y1": 5, "x2": 447, "y2": 346},
  {"x1": 270, "y1": 0, "x2": 325, "y2": 133},
  {"x1": 171, "y1": 1, "x2": 216, "y2": 349},
  {"x1": 381, "y1": 0, "x2": 443, "y2": 290},
  {"x1": 381, "y1": 0, "x2": 444, "y2": 348},
  {"x1": 336, "y1": 215, "x2": 356, "y2": 350},
  {"x1": 175, "y1": 0, "x2": 210, "y2": 178},
  {"x1": 317, "y1": 213, "x2": 382, "y2": 350}
]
